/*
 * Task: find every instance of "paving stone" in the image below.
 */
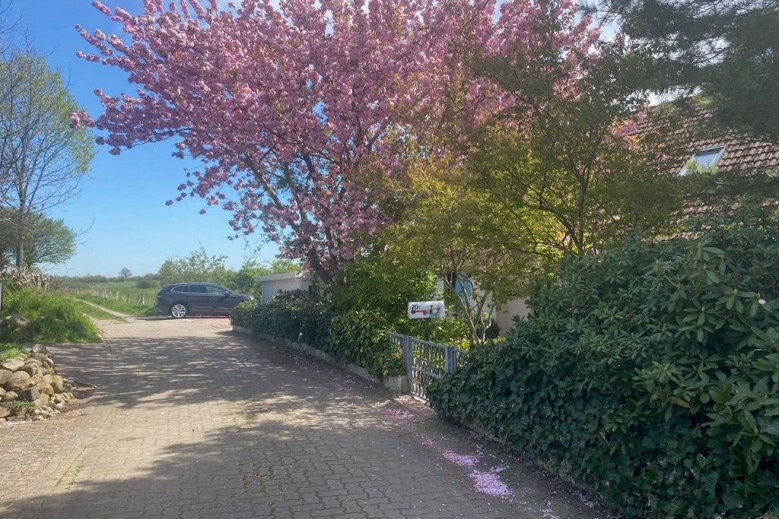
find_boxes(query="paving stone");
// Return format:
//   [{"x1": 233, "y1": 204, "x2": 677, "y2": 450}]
[{"x1": 0, "y1": 317, "x2": 610, "y2": 519}]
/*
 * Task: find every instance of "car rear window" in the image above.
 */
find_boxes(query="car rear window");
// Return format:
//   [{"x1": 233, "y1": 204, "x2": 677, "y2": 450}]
[
  {"x1": 171, "y1": 285, "x2": 189, "y2": 293},
  {"x1": 189, "y1": 285, "x2": 208, "y2": 294}
]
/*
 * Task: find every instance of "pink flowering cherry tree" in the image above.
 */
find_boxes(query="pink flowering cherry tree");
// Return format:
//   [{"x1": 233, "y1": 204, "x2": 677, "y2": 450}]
[
  {"x1": 74, "y1": 0, "x2": 602, "y2": 285},
  {"x1": 75, "y1": 0, "x2": 456, "y2": 284}
]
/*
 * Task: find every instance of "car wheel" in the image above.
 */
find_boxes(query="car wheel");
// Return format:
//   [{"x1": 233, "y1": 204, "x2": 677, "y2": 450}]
[{"x1": 170, "y1": 303, "x2": 188, "y2": 319}]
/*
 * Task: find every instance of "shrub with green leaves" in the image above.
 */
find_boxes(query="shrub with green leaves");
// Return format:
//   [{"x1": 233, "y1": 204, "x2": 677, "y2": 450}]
[
  {"x1": 0, "y1": 288, "x2": 101, "y2": 343},
  {"x1": 136, "y1": 279, "x2": 158, "y2": 289},
  {"x1": 233, "y1": 292, "x2": 403, "y2": 377},
  {"x1": 428, "y1": 207, "x2": 779, "y2": 518},
  {"x1": 324, "y1": 309, "x2": 404, "y2": 377},
  {"x1": 12, "y1": 399, "x2": 36, "y2": 414},
  {"x1": 332, "y1": 249, "x2": 437, "y2": 327},
  {"x1": 232, "y1": 290, "x2": 331, "y2": 347}
]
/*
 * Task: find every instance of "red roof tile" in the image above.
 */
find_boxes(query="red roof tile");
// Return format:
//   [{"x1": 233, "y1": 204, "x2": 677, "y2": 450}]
[{"x1": 631, "y1": 103, "x2": 779, "y2": 173}]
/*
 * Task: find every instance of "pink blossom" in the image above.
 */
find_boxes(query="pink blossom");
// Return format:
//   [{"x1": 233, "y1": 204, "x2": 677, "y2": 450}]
[
  {"x1": 69, "y1": 112, "x2": 82, "y2": 128},
  {"x1": 542, "y1": 500, "x2": 563, "y2": 518},
  {"x1": 77, "y1": 0, "x2": 600, "y2": 283}
]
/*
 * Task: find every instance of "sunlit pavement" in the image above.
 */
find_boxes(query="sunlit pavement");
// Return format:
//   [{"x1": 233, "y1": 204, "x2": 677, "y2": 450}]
[{"x1": 0, "y1": 316, "x2": 609, "y2": 519}]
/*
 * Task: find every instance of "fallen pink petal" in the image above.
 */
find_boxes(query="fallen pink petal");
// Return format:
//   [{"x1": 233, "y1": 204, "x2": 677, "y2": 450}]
[
  {"x1": 491, "y1": 464, "x2": 510, "y2": 473},
  {"x1": 470, "y1": 470, "x2": 514, "y2": 499},
  {"x1": 542, "y1": 499, "x2": 564, "y2": 519},
  {"x1": 381, "y1": 408, "x2": 414, "y2": 423},
  {"x1": 442, "y1": 450, "x2": 481, "y2": 467},
  {"x1": 413, "y1": 433, "x2": 435, "y2": 447}
]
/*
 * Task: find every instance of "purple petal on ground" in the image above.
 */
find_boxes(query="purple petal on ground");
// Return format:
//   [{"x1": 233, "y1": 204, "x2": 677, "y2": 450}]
[
  {"x1": 575, "y1": 491, "x2": 597, "y2": 508},
  {"x1": 542, "y1": 498, "x2": 563, "y2": 519},
  {"x1": 469, "y1": 470, "x2": 514, "y2": 499},
  {"x1": 413, "y1": 433, "x2": 435, "y2": 447},
  {"x1": 442, "y1": 450, "x2": 481, "y2": 467},
  {"x1": 381, "y1": 408, "x2": 414, "y2": 423}
]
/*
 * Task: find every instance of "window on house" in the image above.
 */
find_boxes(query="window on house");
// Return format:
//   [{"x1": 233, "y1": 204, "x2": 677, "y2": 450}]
[{"x1": 679, "y1": 146, "x2": 726, "y2": 176}]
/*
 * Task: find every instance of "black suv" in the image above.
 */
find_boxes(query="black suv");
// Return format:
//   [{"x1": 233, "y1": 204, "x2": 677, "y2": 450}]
[{"x1": 155, "y1": 282, "x2": 253, "y2": 319}]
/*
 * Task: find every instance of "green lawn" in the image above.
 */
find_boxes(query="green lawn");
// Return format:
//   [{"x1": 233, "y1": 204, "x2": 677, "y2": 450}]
[
  {"x1": 0, "y1": 289, "x2": 102, "y2": 344},
  {"x1": 69, "y1": 299, "x2": 130, "y2": 321},
  {"x1": 71, "y1": 292, "x2": 156, "y2": 317},
  {"x1": 78, "y1": 281, "x2": 158, "y2": 305}
]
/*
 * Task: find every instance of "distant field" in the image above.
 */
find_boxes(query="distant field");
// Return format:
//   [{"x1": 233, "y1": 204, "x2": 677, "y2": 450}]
[
  {"x1": 71, "y1": 281, "x2": 158, "y2": 316},
  {"x1": 79, "y1": 281, "x2": 157, "y2": 303}
]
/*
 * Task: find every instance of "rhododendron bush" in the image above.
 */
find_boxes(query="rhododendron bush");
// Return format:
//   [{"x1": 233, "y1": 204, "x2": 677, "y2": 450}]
[
  {"x1": 74, "y1": 0, "x2": 598, "y2": 283},
  {"x1": 428, "y1": 207, "x2": 779, "y2": 517}
]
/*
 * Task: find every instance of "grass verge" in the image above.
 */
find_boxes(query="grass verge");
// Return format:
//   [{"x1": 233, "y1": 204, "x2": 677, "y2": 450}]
[
  {"x1": 69, "y1": 299, "x2": 129, "y2": 321},
  {"x1": 0, "y1": 288, "x2": 101, "y2": 343},
  {"x1": 0, "y1": 343, "x2": 26, "y2": 362},
  {"x1": 70, "y1": 293, "x2": 155, "y2": 317}
]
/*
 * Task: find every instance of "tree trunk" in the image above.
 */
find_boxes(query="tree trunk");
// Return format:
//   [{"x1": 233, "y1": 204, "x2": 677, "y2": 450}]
[{"x1": 15, "y1": 242, "x2": 23, "y2": 270}]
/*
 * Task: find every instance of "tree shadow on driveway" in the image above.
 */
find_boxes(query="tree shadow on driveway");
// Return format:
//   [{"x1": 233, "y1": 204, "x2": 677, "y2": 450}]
[{"x1": 0, "y1": 322, "x2": 613, "y2": 519}]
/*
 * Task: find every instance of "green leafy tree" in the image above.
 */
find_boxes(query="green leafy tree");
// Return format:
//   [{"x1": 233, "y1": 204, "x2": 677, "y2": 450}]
[
  {"x1": 0, "y1": 209, "x2": 75, "y2": 268},
  {"x1": 377, "y1": 164, "x2": 537, "y2": 346},
  {"x1": 231, "y1": 258, "x2": 299, "y2": 295},
  {"x1": 384, "y1": 38, "x2": 689, "y2": 345},
  {"x1": 466, "y1": 37, "x2": 688, "y2": 259},
  {"x1": 157, "y1": 247, "x2": 232, "y2": 286},
  {"x1": 332, "y1": 240, "x2": 438, "y2": 327},
  {"x1": 0, "y1": 48, "x2": 94, "y2": 268},
  {"x1": 598, "y1": 0, "x2": 779, "y2": 140},
  {"x1": 19, "y1": 215, "x2": 75, "y2": 268}
]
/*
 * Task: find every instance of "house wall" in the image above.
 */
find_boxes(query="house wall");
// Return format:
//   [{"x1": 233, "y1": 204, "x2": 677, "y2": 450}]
[
  {"x1": 495, "y1": 298, "x2": 530, "y2": 336},
  {"x1": 259, "y1": 274, "x2": 311, "y2": 304}
]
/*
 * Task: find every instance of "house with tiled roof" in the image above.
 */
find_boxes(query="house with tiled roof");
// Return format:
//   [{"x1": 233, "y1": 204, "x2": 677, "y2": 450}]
[
  {"x1": 693, "y1": 138, "x2": 779, "y2": 173},
  {"x1": 632, "y1": 101, "x2": 779, "y2": 178},
  {"x1": 493, "y1": 101, "x2": 779, "y2": 335}
]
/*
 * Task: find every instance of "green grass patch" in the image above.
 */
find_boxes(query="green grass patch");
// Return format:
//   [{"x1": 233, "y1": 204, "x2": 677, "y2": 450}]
[
  {"x1": 91, "y1": 280, "x2": 157, "y2": 296},
  {"x1": 71, "y1": 293, "x2": 155, "y2": 317},
  {"x1": 69, "y1": 299, "x2": 129, "y2": 321},
  {"x1": 11, "y1": 399, "x2": 35, "y2": 414},
  {"x1": 0, "y1": 343, "x2": 26, "y2": 362},
  {"x1": 0, "y1": 288, "x2": 101, "y2": 344},
  {"x1": 74, "y1": 281, "x2": 157, "y2": 307}
]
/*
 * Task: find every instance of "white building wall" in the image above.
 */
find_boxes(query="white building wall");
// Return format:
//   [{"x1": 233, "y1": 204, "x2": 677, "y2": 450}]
[
  {"x1": 495, "y1": 298, "x2": 531, "y2": 336},
  {"x1": 258, "y1": 272, "x2": 311, "y2": 304}
]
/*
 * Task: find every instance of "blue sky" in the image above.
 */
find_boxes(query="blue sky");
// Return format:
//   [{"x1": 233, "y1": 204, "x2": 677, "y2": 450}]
[{"x1": 4, "y1": 0, "x2": 278, "y2": 277}]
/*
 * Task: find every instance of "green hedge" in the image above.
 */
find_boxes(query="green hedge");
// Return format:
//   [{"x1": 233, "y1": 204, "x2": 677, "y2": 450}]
[
  {"x1": 233, "y1": 292, "x2": 404, "y2": 378},
  {"x1": 427, "y1": 208, "x2": 779, "y2": 518},
  {"x1": 324, "y1": 309, "x2": 404, "y2": 377},
  {"x1": 233, "y1": 290, "x2": 330, "y2": 345}
]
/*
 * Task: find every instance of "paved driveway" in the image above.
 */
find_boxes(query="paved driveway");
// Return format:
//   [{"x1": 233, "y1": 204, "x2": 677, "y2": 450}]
[{"x1": 0, "y1": 317, "x2": 610, "y2": 519}]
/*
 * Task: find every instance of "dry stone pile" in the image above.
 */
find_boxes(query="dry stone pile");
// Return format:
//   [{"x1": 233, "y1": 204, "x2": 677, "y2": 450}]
[{"x1": 0, "y1": 344, "x2": 74, "y2": 421}]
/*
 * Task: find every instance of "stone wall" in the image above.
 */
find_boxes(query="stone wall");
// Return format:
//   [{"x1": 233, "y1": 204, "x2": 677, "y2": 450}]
[{"x1": 0, "y1": 345, "x2": 73, "y2": 421}]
